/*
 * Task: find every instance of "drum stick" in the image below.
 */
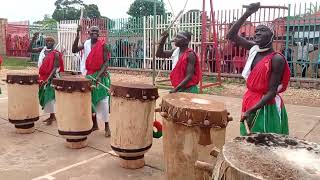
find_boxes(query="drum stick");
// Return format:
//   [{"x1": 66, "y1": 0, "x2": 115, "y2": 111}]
[
  {"x1": 242, "y1": 5, "x2": 288, "y2": 9},
  {"x1": 87, "y1": 75, "x2": 110, "y2": 91},
  {"x1": 194, "y1": 161, "x2": 213, "y2": 174},
  {"x1": 243, "y1": 119, "x2": 251, "y2": 135},
  {"x1": 165, "y1": 10, "x2": 184, "y2": 31}
]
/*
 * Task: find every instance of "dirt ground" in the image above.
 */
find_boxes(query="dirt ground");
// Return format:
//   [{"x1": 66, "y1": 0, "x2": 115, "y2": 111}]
[{"x1": 108, "y1": 72, "x2": 320, "y2": 107}]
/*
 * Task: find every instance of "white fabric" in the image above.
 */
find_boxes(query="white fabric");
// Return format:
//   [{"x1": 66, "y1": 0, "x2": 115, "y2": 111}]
[
  {"x1": 171, "y1": 48, "x2": 180, "y2": 70},
  {"x1": 81, "y1": 39, "x2": 92, "y2": 75},
  {"x1": 242, "y1": 45, "x2": 259, "y2": 80},
  {"x1": 44, "y1": 100, "x2": 55, "y2": 114},
  {"x1": 38, "y1": 46, "x2": 47, "y2": 68},
  {"x1": 297, "y1": 42, "x2": 314, "y2": 60},
  {"x1": 96, "y1": 97, "x2": 109, "y2": 122}
]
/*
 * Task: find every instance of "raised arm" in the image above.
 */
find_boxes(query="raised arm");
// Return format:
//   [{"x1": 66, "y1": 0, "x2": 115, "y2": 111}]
[
  {"x1": 156, "y1": 31, "x2": 174, "y2": 58},
  {"x1": 241, "y1": 54, "x2": 285, "y2": 121},
  {"x1": 170, "y1": 52, "x2": 196, "y2": 93},
  {"x1": 226, "y1": 3, "x2": 260, "y2": 50},
  {"x1": 27, "y1": 32, "x2": 43, "y2": 53},
  {"x1": 72, "y1": 25, "x2": 84, "y2": 53}
]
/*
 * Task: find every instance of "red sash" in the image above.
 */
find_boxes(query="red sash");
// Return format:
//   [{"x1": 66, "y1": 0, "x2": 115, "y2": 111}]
[
  {"x1": 39, "y1": 50, "x2": 64, "y2": 83},
  {"x1": 242, "y1": 52, "x2": 290, "y2": 112},
  {"x1": 170, "y1": 48, "x2": 201, "y2": 88},
  {"x1": 85, "y1": 40, "x2": 105, "y2": 75}
]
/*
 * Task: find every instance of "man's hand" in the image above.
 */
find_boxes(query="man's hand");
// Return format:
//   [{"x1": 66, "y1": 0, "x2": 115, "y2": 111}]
[
  {"x1": 169, "y1": 88, "x2": 177, "y2": 93},
  {"x1": 240, "y1": 110, "x2": 251, "y2": 122},
  {"x1": 245, "y1": 2, "x2": 260, "y2": 15},
  {"x1": 161, "y1": 30, "x2": 169, "y2": 37},
  {"x1": 32, "y1": 32, "x2": 39, "y2": 40},
  {"x1": 77, "y1": 25, "x2": 81, "y2": 35}
]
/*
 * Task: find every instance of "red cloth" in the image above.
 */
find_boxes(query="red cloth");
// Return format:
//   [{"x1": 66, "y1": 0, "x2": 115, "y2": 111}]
[
  {"x1": 170, "y1": 48, "x2": 201, "y2": 88},
  {"x1": 39, "y1": 50, "x2": 64, "y2": 83},
  {"x1": 242, "y1": 52, "x2": 290, "y2": 112},
  {"x1": 85, "y1": 39, "x2": 105, "y2": 75},
  {"x1": 0, "y1": 56, "x2": 3, "y2": 67}
]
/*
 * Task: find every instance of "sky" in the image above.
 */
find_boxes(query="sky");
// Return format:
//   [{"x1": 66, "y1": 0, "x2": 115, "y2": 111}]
[{"x1": 0, "y1": 0, "x2": 317, "y2": 23}]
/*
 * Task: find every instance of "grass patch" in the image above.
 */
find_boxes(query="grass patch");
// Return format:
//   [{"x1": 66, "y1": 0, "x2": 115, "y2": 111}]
[
  {"x1": 202, "y1": 85, "x2": 226, "y2": 95},
  {"x1": 2, "y1": 57, "x2": 36, "y2": 70}
]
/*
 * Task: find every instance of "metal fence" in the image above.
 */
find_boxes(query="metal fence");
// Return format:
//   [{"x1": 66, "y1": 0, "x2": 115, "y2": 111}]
[{"x1": 52, "y1": 2, "x2": 319, "y2": 79}]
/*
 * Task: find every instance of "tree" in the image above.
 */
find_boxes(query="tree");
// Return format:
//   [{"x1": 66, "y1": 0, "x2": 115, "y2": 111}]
[
  {"x1": 127, "y1": 0, "x2": 165, "y2": 17},
  {"x1": 52, "y1": 0, "x2": 103, "y2": 21},
  {"x1": 33, "y1": 14, "x2": 58, "y2": 28},
  {"x1": 84, "y1": 4, "x2": 101, "y2": 19}
]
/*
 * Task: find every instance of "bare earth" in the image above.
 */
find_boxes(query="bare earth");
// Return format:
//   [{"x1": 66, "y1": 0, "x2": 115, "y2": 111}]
[{"x1": 109, "y1": 73, "x2": 320, "y2": 107}]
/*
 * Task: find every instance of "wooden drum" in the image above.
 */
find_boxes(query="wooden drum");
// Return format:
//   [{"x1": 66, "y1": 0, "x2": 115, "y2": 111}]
[
  {"x1": 7, "y1": 71, "x2": 39, "y2": 134},
  {"x1": 110, "y1": 82, "x2": 159, "y2": 169},
  {"x1": 212, "y1": 133, "x2": 320, "y2": 180},
  {"x1": 160, "y1": 93, "x2": 232, "y2": 180},
  {"x1": 52, "y1": 77, "x2": 93, "y2": 149}
]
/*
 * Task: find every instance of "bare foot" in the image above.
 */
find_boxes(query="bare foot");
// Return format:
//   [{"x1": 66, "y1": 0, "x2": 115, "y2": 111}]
[{"x1": 43, "y1": 116, "x2": 55, "y2": 126}]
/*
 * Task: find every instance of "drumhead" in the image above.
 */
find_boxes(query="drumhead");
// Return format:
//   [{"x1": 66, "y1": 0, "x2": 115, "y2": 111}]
[
  {"x1": 160, "y1": 93, "x2": 228, "y2": 128},
  {"x1": 222, "y1": 133, "x2": 320, "y2": 180},
  {"x1": 110, "y1": 82, "x2": 159, "y2": 101},
  {"x1": 7, "y1": 70, "x2": 38, "y2": 85},
  {"x1": 52, "y1": 76, "x2": 92, "y2": 93}
]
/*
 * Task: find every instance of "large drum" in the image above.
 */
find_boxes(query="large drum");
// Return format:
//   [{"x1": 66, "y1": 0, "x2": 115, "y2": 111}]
[
  {"x1": 110, "y1": 82, "x2": 159, "y2": 169},
  {"x1": 7, "y1": 71, "x2": 39, "y2": 134},
  {"x1": 160, "y1": 93, "x2": 232, "y2": 180},
  {"x1": 52, "y1": 77, "x2": 93, "y2": 149},
  {"x1": 212, "y1": 133, "x2": 320, "y2": 180}
]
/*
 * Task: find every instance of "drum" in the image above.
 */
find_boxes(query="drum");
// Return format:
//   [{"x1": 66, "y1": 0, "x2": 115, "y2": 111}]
[
  {"x1": 212, "y1": 133, "x2": 320, "y2": 180},
  {"x1": 7, "y1": 71, "x2": 39, "y2": 134},
  {"x1": 110, "y1": 82, "x2": 159, "y2": 169},
  {"x1": 160, "y1": 92, "x2": 232, "y2": 180},
  {"x1": 52, "y1": 77, "x2": 93, "y2": 149}
]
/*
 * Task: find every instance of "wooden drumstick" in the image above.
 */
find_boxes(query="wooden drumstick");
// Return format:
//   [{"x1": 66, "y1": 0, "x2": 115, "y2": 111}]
[
  {"x1": 242, "y1": 5, "x2": 288, "y2": 9},
  {"x1": 243, "y1": 119, "x2": 252, "y2": 135}
]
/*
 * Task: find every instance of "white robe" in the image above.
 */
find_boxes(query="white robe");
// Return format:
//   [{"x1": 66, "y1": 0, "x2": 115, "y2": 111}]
[
  {"x1": 81, "y1": 39, "x2": 109, "y2": 122},
  {"x1": 38, "y1": 47, "x2": 55, "y2": 114}
]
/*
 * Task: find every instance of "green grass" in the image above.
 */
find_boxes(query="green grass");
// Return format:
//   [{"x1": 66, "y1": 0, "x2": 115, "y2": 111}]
[
  {"x1": 202, "y1": 85, "x2": 226, "y2": 95},
  {"x1": 2, "y1": 57, "x2": 37, "y2": 70}
]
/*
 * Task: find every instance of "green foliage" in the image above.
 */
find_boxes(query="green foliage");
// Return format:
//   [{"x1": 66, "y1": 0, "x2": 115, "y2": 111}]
[
  {"x1": 83, "y1": 4, "x2": 101, "y2": 18},
  {"x1": 52, "y1": 0, "x2": 105, "y2": 21},
  {"x1": 33, "y1": 14, "x2": 58, "y2": 29},
  {"x1": 127, "y1": 0, "x2": 165, "y2": 17}
]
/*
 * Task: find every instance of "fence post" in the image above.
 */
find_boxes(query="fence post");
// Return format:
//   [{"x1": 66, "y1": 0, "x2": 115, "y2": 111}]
[{"x1": 143, "y1": 16, "x2": 147, "y2": 69}]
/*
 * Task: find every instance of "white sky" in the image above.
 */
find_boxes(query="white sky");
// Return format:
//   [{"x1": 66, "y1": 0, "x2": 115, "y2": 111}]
[{"x1": 0, "y1": 0, "x2": 316, "y2": 23}]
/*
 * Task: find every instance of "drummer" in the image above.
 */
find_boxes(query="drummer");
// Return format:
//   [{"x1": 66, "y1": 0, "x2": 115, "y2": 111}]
[
  {"x1": 72, "y1": 26, "x2": 111, "y2": 137},
  {"x1": 27, "y1": 33, "x2": 64, "y2": 125},
  {"x1": 227, "y1": 3, "x2": 291, "y2": 135},
  {"x1": 156, "y1": 31, "x2": 201, "y2": 93}
]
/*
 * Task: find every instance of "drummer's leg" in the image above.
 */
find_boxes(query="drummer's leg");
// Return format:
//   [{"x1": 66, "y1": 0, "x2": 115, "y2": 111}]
[
  {"x1": 43, "y1": 100, "x2": 56, "y2": 125},
  {"x1": 96, "y1": 97, "x2": 110, "y2": 137},
  {"x1": 92, "y1": 113, "x2": 99, "y2": 131}
]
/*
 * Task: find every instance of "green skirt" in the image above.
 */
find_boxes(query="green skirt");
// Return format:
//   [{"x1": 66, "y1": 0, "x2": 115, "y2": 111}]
[
  {"x1": 178, "y1": 85, "x2": 199, "y2": 94},
  {"x1": 38, "y1": 83, "x2": 55, "y2": 109},
  {"x1": 240, "y1": 104, "x2": 289, "y2": 136},
  {"x1": 86, "y1": 72, "x2": 111, "y2": 113}
]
